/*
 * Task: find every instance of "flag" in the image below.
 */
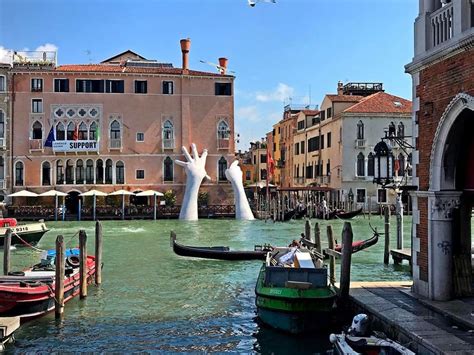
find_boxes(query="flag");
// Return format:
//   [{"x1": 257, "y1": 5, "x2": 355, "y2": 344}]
[
  {"x1": 44, "y1": 126, "x2": 55, "y2": 147},
  {"x1": 73, "y1": 124, "x2": 78, "y2": 141},
  {"x1": 96, "y1": 124, "x2": 100, "y2": 142},
  {"x1": 266, "y1": 145, "x2": 275, "y2": 177},
  {"x1": 394, "y1": 158, "x2": 400, "y2": 177}
]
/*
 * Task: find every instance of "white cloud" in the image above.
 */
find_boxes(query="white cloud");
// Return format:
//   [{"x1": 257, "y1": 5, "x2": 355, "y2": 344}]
[
  {"x1": 236, "y1": 105, "x2": 262, "y2": 123},
  {"x1": 0, "y1": 43, "x2": 58, "y2": 64},
  {"x1": 0, "y1": 46, "x2": 12, "y2": 64},
  {"x1": 35, "y1": 43, "x2": 58, "y2": 53},
  {"x1": 256, "y1": 83, "x2": 295, "y2": 103}
]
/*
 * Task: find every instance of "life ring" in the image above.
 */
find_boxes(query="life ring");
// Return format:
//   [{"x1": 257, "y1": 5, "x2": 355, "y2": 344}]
[
  {"x1": 8, "y1": 271, "x2": 25, "y2": 276},
  {"x1": 66, "y1": 256, "x2": 80, "y2": 268}
]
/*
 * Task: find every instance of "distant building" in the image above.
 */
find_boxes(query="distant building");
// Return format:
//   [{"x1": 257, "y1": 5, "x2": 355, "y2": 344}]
[
  {"x1": 405, "y1": 0, "x2": 474, "y2": 301},
  {"x1": 8, "y1": 39, "x2": 235, "y2": 212},
  {"x1": 0, "y1": 64, "x2": 10, "y2": 202}
]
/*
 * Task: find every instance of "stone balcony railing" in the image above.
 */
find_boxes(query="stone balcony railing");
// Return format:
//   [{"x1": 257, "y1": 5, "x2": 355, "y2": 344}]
[{"x1": 430, "y1": 2, "x2": 454, "y2": 48}]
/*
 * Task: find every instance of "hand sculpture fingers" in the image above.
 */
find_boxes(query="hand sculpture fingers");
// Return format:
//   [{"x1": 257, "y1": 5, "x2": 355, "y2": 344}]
[
  {"x1": 205, "y1": 174, "x2": 211, "y2": 181},
  {"x1": 175, "y1": 160, "x2": 187, "y2": 167},
  {"x1": 181, "y1": 146, "x2": 193, "y2": 163},
  {"x1": 230, "y1": 160, "x2": 239, "y2": 169},
  {"x1": 191, "y1": 143, "x2": 199, "y2": 160},
  {"x1": 200, "y1": 149, "x2": 208, "y2": 163}
]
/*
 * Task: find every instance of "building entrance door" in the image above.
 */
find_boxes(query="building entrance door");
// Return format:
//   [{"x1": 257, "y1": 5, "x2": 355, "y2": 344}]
[{"x1": 65, "y1": 191, "x2": 81, "y2": 215}]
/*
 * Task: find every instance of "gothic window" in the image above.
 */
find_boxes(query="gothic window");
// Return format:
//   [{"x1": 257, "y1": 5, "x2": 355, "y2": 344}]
[
  {"x1": 367, "y1": 152, "x2": 375, "y2": 176},
  {"x1": 261, "y1": 169, "x2": 267, "y2": 180},
  {"x1": 397, "y1": 122, "x2": 405, "y2": 137},
  {"x1": 164, "y1": 156, "x2": 173, "y2": 181},
  {"x1": 65, "y1": 159, "x2": 74, "y2": 184},
  {"x1": 76, "y1": 159, "x2": 84, "y2": 183},
  {"x1": 0, "y1": 157, "x2": 4, "y2": 180},
  {"x1": 15, "y1": 161, "x2": 23, "y2": 186},
  {"x1": 357, "y1": 152, "x2": 365, "y2": 177},
  {"x1": 357, "y1": 120, "x2": 364, "y2": 140},
  {"x1": 67, "y1": 122, "x2": 75, "y2": 140},
  {"x1": 86, "y1": 159, "x2": 94, "y2": 184},
  {"x1": 56, "y1": 122, "x2": 65, "y2": 141},
  {"x1": 42, "y1": 161, "x2": 51, "y2": 186},
  {"x1": 96, "y1": 159, "x2": 104, "y2": 184},
  {"x1": 56, "y1": 160, "x2": 64, "y2": 184},
  {"x1": 0, "y1": 110, "x2": 4, "y2": 138},
  {"x1": 105, "y1": 159, "x2": 113, "y2": 184},
  {"x1": 110, "y1": 120, "x2": 121, "y2": 140},
  {"x1": 398, "y1": 153, "x2": 405, "y2": 177},
  {"x1": 32, "y1": 121, "x2": 42, "y2": 139},
  {"x1": 217, "y1": 120, "x2": 230, "y2": 140},
  {"x1": 116, "y1": 161, "x2": 125, "y2": 184},
  {"x1": 388, "y1": 122, "x2": 396, "y2": 137},
  {"x1": 218, "y1": 157, "x2": 227, "y2": 181},
  {"x1": 89, "y1": 122, "x2": 97, "y2": 140},
  {"x1": 78, "y1": 122, "x2": 88, "y2": 140}
]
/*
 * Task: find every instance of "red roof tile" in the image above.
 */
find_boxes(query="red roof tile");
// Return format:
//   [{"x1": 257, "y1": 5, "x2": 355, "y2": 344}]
[
  {"x1": 343, "y1": 92, "x2": 412, "y2": 114},
  {"x1": 54, "y1": 64, "x2": 233, "y2": 77},
  {"x1": 326, "y1": 94, "x2": 365, "y2": 103},
  {"x1": 301, "y1": 110, "x2": 320, "y2": 115}
]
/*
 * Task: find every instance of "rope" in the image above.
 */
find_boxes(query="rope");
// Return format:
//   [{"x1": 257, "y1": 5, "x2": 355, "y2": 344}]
[
  {"x1": 12, "y1": 232, "x2": 45, "y2": 252},
  {"x1": 66, "y1": 230, "x2": 80, "y2": 246}
]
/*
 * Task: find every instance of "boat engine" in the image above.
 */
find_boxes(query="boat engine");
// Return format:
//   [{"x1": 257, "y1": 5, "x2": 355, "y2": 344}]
[{"x1": 348, "y1": 313, "x2": 369, "y2": 336}]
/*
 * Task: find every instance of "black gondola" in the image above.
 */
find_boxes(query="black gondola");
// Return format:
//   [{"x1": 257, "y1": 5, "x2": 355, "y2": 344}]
[
  {"x1": 170, "y1": 234, "x2": 271, "y2": 261},
  {"x1": 334, "y1": 231, "x2": 379, "y2": 253},
  {"x1": 334, "y1": 208, "x2": 363, "y2": 220},
  {"x1": 283, "y1": 209, "x2": 297, "y2": 221}
]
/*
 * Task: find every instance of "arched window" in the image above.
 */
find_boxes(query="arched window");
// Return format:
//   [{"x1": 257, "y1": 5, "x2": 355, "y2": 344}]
[
  {"x1": 76, "y1": 159, "x2": 84, "y2": 184},
  {"x1": 65, "y1": 159, "x2": 74, "y2": 184},
  {"x1": 86, "y1": 159, "x2": 94, "y2": 184},
  {"x1": 217, "y1": 120, "x2": 230, "y2": 140},
  {"x1": 89, "y1": 122, "x2": 97, "y2": 140},
  {"x1": 407, "y1": 153, "x2": 412, "y2": 176},
  {"x1": 96, "y1": 159, "x2": 104, "y2": 184},
  {"x1": 0, "y1": 157, "x2": 4, "y2": 180},
  {"x1": 388, "y1": 122, "x2": 396, "y2": 137},
  {"x1": 116, "y1": 161, "x2": 124, "y2": 184},
  {"x1": 218, "y1": 157, "x2": 227, "y2": 181},
  {"x1": 398, "y1": 153, "x2": 405, "y2": 177},
  {"x1": 164, "y1": 157, "x2": 173, "y2": 181},
  {"x1": 67, "y1": 122, "x2": 75, "y2": 140},
  {"x1": 357, "y1": 152, "x2": 365, "y2": 177},
  {"x1": 56, "y1": 160, "x2": 64, "y2": 184},
  {"x1": 397, "y1": 122, "x2": 405, "y2": 137},
  {"x1": 0, "y1": 110, "x2": 4, "y2": 139},
  {"x1": 32, "y1": 121, "x2": 42, "y2": 139},
  {"x1": 261, "y1": 169, "x2": 267, "y2": 181},
  {"x1": 105, "y1": 159, "x2": 113, "y2": 184},
  {"x1": 162, "y1": 120, "x2": 174, "y2": 149},
  {"x1": 56, "y1": 122, "x2": 65, "y2": 141},
  {"x1": 110, "y1": 120, "x2": 121, "y2": 139},
  {"x1": 357, "y1": 120, "x2": 364, "y2": 140},
  {"x1": 78, "y1": 122, "x2": 88, "y2": 140},
  {"x1": 42, "y1": 161, "x2": 51, "y2": 186},
  {"x1": 367, "y1": 152, "x2": 375, "y2": 177},
  {"x1": 15, "y1": 161, "x2": 24, "y2": 186}
]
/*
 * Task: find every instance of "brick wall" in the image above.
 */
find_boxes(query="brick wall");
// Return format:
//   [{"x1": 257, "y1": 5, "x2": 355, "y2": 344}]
[{"x1": 417, "y1": 197, "x2": 429, "y2": 281}]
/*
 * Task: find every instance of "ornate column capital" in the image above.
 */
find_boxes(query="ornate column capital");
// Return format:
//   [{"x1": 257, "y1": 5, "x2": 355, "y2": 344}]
[{"x1": 429, "y1": 191, "x2": 462, "y2": 221}]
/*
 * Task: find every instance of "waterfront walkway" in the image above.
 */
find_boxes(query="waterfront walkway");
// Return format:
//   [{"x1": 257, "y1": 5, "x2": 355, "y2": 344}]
[{"x1": 348, "y1": 281, "x2": 474, "y2": 354}]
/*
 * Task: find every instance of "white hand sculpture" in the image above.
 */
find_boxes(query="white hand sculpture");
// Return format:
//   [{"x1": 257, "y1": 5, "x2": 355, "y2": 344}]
[
  {"x1": 175, "y1": 143, "x2": 210, "y2": 220},
  {"x1": 225, "y1": 161, "x2": 255, "y2": 220}
]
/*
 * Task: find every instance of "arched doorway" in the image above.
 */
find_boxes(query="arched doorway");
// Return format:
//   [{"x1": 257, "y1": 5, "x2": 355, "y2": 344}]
[
  {"x1": 65, "y1": 191, "x2": 82, "y2": 215},
  {"x1": 428, "y1": 94, "x2": 474, "y2": 300}
]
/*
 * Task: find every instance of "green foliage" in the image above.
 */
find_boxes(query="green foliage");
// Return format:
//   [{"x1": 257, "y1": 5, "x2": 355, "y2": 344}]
[
  {"x1": 198, "y1": 191, "x2": 209, "y2": 207},
  {"x1": 164, "y1": 189, "x2": 177, "y2": 206}
]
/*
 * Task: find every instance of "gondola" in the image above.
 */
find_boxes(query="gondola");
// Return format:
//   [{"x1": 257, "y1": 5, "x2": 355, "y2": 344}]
[
  {"x1": 334, "y1": 231, "x2": 379, "y2": 253},
  {"x1": 283, "y1": 209, "x2": 297, "y2": 221},
  {"x1": 334, "y1": 208, "x2": 363, "y2": 220},
  {"x1": 170, "y1": 233, "x2": 272, "y2": 261}
]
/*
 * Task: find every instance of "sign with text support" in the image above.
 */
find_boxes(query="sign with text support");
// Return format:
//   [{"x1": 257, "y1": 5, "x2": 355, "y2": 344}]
[{"x1": 53, "y1": 140, "x2": 99, "y2": 152}]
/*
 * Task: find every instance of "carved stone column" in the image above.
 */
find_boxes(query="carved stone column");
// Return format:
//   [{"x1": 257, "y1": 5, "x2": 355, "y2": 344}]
[{"x1": 428, "y1": 191, "x2": 461, "y2": 300}]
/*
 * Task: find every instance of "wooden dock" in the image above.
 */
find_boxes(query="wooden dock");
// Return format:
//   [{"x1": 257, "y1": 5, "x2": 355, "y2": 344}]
[
  {"x1": 390, "y1": 248, "x2": 412, "y2": 265},
  {"x1": 0, "y1": 316, "x2": 20, "y2": 350}
]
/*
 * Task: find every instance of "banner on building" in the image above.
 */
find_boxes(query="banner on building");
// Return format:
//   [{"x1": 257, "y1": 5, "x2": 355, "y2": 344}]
[{"x1": 52, "y1": 140, "x2": 99, "y2": 152}]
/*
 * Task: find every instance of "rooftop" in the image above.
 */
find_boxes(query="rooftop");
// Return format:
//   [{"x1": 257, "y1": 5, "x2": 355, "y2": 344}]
[{"x1": 343, "y1": 92, "x2": 412, "y2": 114}]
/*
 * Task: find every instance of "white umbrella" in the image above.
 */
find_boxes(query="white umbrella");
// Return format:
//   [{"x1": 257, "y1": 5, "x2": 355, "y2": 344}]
[
  {"x1": 136, "y1": 190, "x2": 164, "y2": 220},
  {"x1": 79, "y1": 190, "x2": 108, "y2": 221},
  {"x1": 246, "y1": 182, "x2": 275, "y2": 189},
  {"x1": 108, "y1": 190, "x2": 135, "y2": 220},
  {"x1": 8, "y1": 190, "x2": 39, "y2": 197},
  {"x1": 39, "y1": 190, "x2": 68, "y2": 221}
]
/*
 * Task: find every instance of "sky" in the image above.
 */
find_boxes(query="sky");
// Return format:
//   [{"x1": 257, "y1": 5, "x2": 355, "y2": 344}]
[{"x1": 0, "y1": 0, "x2": 417, "y2": 151}]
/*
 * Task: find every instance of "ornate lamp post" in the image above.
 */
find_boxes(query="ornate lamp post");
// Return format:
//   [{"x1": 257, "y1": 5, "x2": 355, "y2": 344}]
[{"x1": 373, "y1": 140, "x2": 394, "y2": 188}]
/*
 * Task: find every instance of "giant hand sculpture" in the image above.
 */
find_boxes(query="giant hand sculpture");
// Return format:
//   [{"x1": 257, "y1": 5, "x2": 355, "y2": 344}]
[
  {"x1": 175, "y1": 144, "x2": 210, "y2": 220},
  {"x1": 225, "y1": 161, "x2": 255, "y2": 220}
]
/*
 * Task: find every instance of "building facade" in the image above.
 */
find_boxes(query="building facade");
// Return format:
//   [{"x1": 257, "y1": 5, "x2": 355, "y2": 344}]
[
  {"x1": 0, "y1": 64, "x2": 10, "y2": 202},
  {"x1": 405, "y1": 0, "x2": 474, "y2": 300},
  {"x1": 8, "y1": 39, "x2": 235, "y2": 211}
]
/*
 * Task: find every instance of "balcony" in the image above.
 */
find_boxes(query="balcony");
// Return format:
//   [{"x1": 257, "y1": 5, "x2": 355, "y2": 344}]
[
  {"x1": 430, "y1": 2, "x2": 454, "y2": 48},
  {"x1": 0, "y1": 180, "x2": 5, "y2": 190},
  {"x1": 0, "y1": 138, "x2": 5, "y2": 150},
  {"x1": 355, "y1": 139, "x2": 366, "y2": 149},
  {"x1": 163, "y1": 138, "x2": 174, "y2": 150},
  {"x1": 293, "y1": 177, "x2": 305, "y2": 185},
  {"x1": 217, "y1": 138, "x2": 230, "y2": 150},
  {"x1": 29, "y1": 139, "x2": 43, "y2": 151},
  {"x1": 109, "y1": 139, "x2": 122, "y2": 150},
  {"x1": 318, "y1": 175, "x2": 331, "y2": 185}
]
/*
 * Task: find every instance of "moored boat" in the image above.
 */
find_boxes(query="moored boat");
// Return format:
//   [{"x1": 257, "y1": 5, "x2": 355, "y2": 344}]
[
  {"x1": 334, "y1": 231, "x2": 379, "y2": 253},
  {"x1": 0, "y1": 218, "x2": 49, "y2": 247},
  {"x1": 334, "y1": 208, "x2": 363, "y2": 220},
  {"x1": 255, "y1": 246, "x2": 337, "y2": 334},
  {"x1": 171, "y1": 234, "x2": 272, "y2": 261},
  {"x1": 0, "y1": 249, "x2": 96, "y2": 320}
]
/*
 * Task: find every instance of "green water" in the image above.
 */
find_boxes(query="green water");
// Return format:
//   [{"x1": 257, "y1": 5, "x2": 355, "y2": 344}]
[{"x1": 6, "y1": 216, "x2": 412, "y2": 353}]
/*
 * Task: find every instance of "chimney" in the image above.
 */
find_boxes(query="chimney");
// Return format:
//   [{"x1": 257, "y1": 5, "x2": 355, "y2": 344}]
[
  {"x1": 218, "y1": 57, "x2": 228, "y2": 75},
  {"x1": 180, "y1": 38, "x2": 191, "y2": 74},
  {"x1": 337, "y1": 81, "x2": 344, "y2": 95}
]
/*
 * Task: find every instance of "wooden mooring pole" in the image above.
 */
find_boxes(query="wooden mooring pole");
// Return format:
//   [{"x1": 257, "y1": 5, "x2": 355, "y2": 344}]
[
  {"x1": 314, "y1": 222, "x2": 321, "y2": 253},
  {"x1": 79, "y1": 230, "x2": 88, "y2": 299},
  {"x1": 3, "y1": 228, "x2": 11, "y2": 275},
  {"x1": 339, "y1": 222, "x2": 354, "y2": 303},
  {"x1": 55, "y1": 235, "x2": 65, "y2": 319},
  {"x1": 327, "y1": 225, "x2": 336, "y2": 285},
  {"x1": 95, "y1": 221, "x2": 103, "y2": 285},
  {"x1": 304, "y1": 220, "x2": 311, "y2": 242},
  {"x1": 384, "y1": 206, "x2": 391, "y2": 265}
]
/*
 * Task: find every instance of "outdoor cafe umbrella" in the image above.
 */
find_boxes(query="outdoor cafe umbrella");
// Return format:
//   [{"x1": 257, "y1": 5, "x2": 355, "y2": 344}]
[
  {"x1": 39, "y1": 190, "x2": 68, "y2": 221},
  {"x1": 79, "y1": 189, "x2": 107, "y2": 221},
  {"x1": 136, "y1": 190, "x2": 164, "y2": 220},
  {"x1": 108, "y1": 189, "x2": 135, "y2": 220},
  {"x1": 8, "y1": 190, "x2": 39, "y2": 198}
]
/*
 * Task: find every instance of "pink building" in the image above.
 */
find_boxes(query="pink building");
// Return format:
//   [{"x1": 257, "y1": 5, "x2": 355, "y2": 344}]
[{"x1": 10, "y1": 39, "x2": 235, "y2": 212}]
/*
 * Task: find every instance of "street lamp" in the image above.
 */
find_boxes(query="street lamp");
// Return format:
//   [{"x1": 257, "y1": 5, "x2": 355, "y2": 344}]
[{"x1": 373, "y1": 140, "x2": 394, "y2": 188}]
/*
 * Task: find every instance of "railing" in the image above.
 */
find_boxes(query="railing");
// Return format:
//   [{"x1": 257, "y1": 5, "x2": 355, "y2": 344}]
[
  {"x1": 163, "y1": 138, "x2": 174, "y2": 150},
  {"x1": 12, "y1": 51, "x2": 57, "y2": 66},
  {"x1": 430, "y1": 2, "x2": 453, "y2": 48},
  {"x1": 355, "y1": 139, "x2": 366, "y2": 148},
  {"x1": 109, "y1": 139, "x2": 122, "y2": 149},
  {"x1": 318, "y1": 175, "x2": 331, "y2": 184},
  {"x1": 217, "y1": 138, "x2": 230, "y2": 150},
  {"x1": 293, "y1": 177, "x2": 305, "y2": 185},
  {"x1": 29, "y1": 139, "x2": 43, "y2": 150}
]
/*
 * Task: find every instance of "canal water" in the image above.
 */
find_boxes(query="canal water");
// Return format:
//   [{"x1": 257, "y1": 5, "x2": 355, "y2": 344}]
[{"x1": 6, "y1": 216, "x2": 411, "y2": 353}]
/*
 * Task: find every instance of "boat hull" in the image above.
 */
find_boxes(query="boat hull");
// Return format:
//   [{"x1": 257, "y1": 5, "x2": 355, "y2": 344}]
[
  {"x1": 0, "y1": 222, "x2": 49, "y2": 247},
  {"x1": 255, "y1": 265, "x2": 337, "y2": 334}
]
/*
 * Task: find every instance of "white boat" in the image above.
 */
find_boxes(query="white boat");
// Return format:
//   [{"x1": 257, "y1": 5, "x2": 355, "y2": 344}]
[{"x1": 0, "y1": 218, "x2": 49, "y2": 247}]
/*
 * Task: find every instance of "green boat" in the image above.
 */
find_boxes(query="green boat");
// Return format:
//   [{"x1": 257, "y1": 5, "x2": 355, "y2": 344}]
[{"x1": 255, "y1": 247, "x2": 337, "y2": 334}]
